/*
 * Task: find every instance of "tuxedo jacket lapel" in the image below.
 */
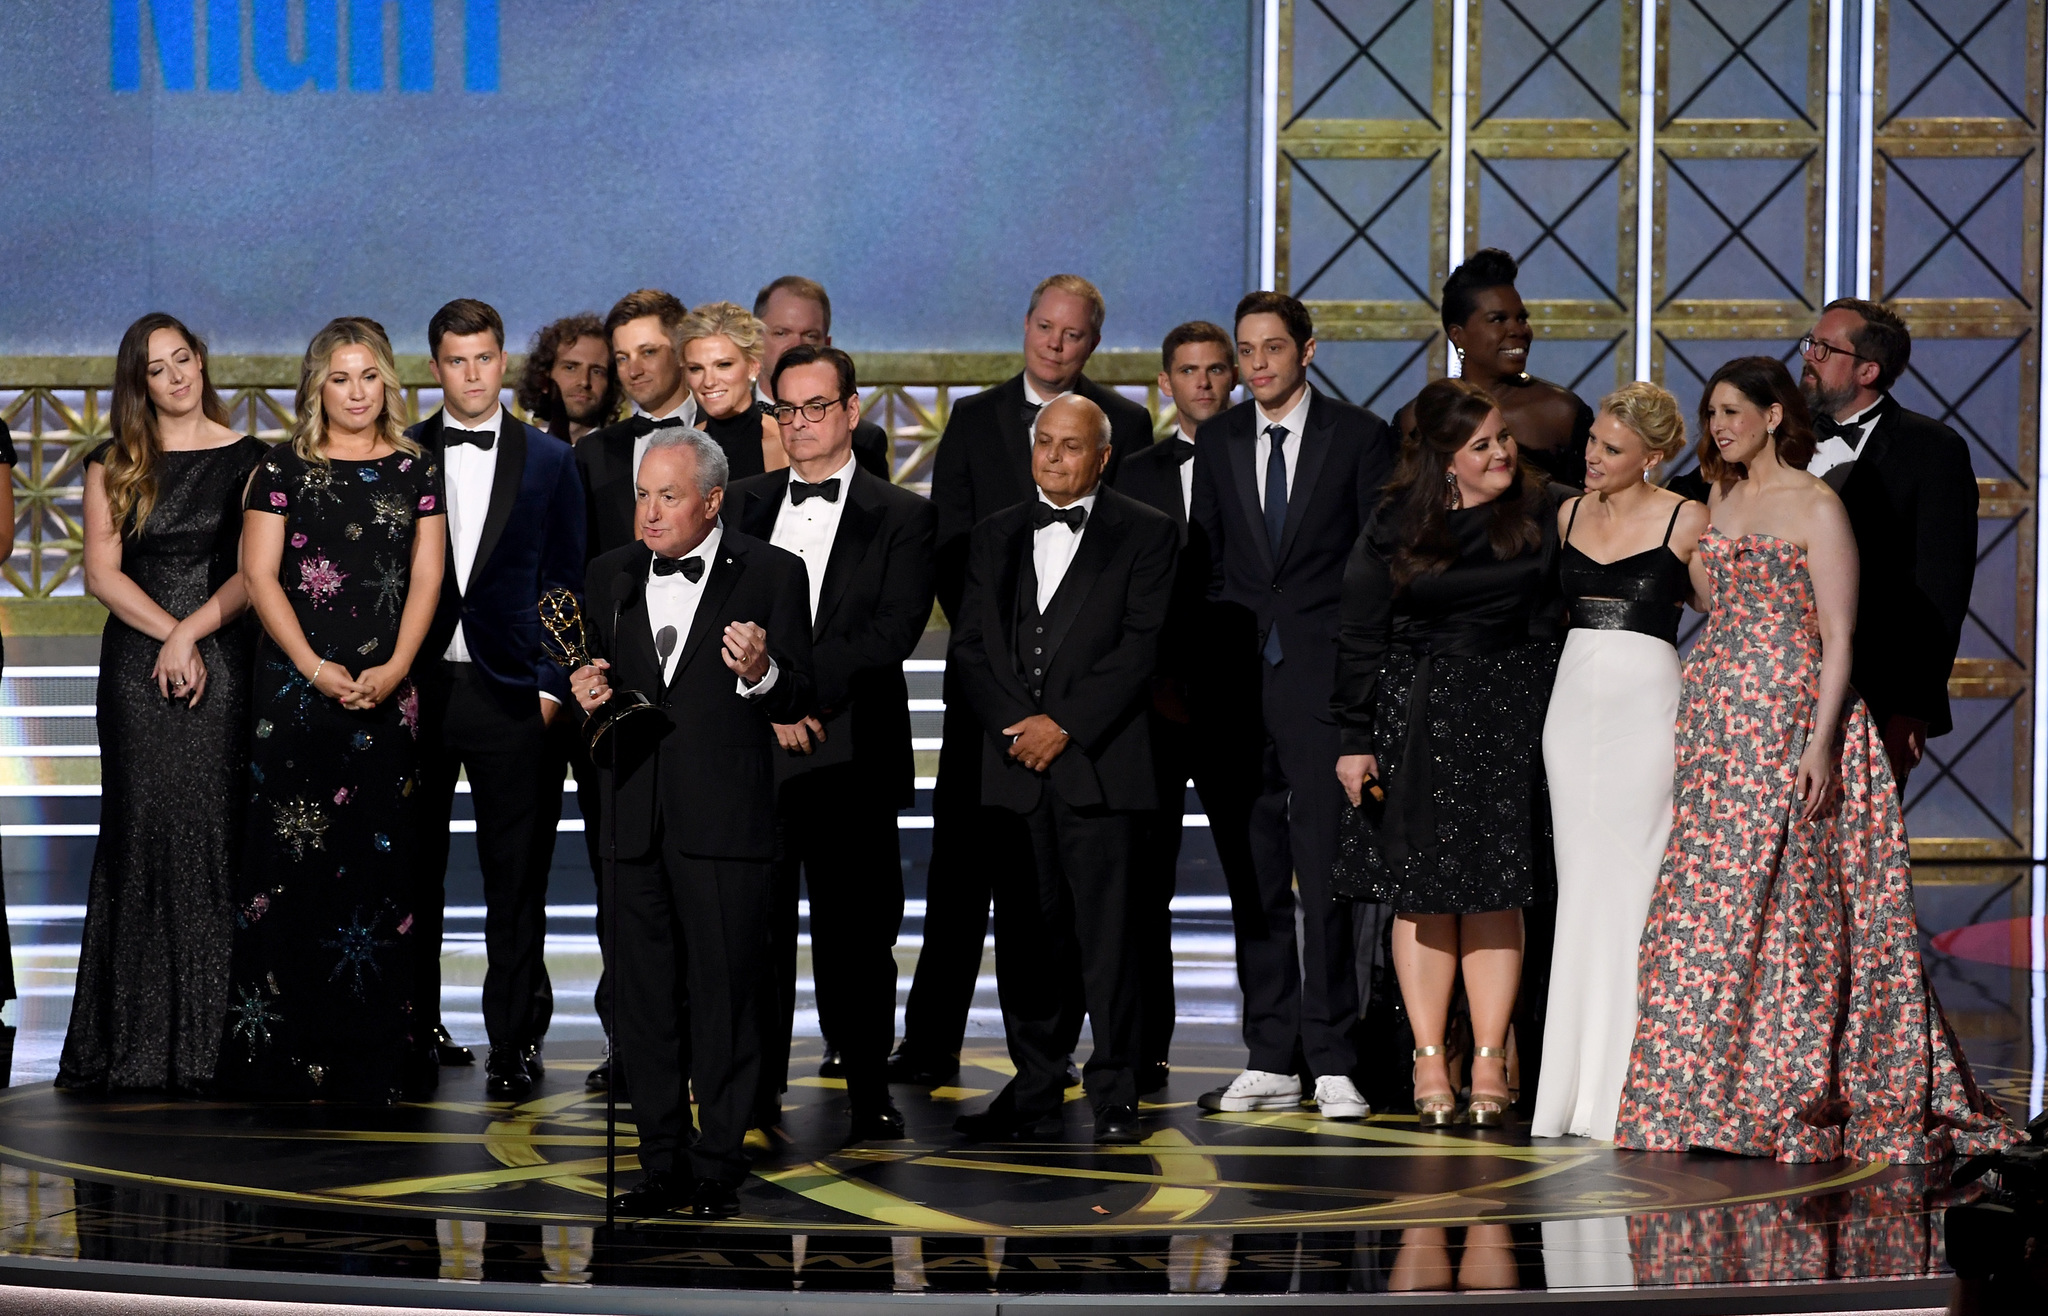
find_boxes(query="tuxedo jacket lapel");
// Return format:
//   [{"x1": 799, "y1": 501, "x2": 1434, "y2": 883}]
[
  {"x1": 994, "y1": 514, "x2": 1032, "y2": 678},
  {"x1": 815, "y1": 472, "x2": 883, "y2": 638},
  {"x1": 1277, "y1": 392, "x2": 1334, "y2": 568},
  {"x1": 738, "y1": 471, "x2": 788, "y2": 540},
  {"x1": 1039, "y1": 504, "x2": 1125, "y2": 670},
  {"x1": 1225, "y1": 409, "x2": 1272, "y2": 574},
  {"x1": 671, "y1": 541, "x2": 745, "y2": 686},
  {"x1": 609, "y1": 546, "x2": 663, "y2": 694},
  {"x1": 993, "y1": 375, "x2": 1035, "y2": 504},
  {"x1": 469, "y1": 417, "x2": 526, "y2": 593}
]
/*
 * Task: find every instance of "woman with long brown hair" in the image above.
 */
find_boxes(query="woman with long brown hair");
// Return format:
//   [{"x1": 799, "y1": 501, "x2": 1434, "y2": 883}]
[
  {"x1": 58, "y1": 312, "x2": 265, "y2": 1093},
  {"x1": 1614, "y1": 356, "x2": 2017, "y2": 1161},
  {"x1": 1331, "y1": 378, "x2": 1564, "y2": 1131},
  {"x1": 215, "y1": 317, "x2": 446, "y2": 1103}
]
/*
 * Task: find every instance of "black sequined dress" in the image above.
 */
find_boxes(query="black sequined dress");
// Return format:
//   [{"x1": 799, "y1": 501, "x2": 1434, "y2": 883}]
[
  {"x1": 1331, "y1": 498, "x2": 1563, "y2": 913},
  {"x1": 58, "y1": 437, "x2": 265, "y2": 1092},
  {"x1": 216, "y1": 446, "x2": 444, "y2": 1102}
]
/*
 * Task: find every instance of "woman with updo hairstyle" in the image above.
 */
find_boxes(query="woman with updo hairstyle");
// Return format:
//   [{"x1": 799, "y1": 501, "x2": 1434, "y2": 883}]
[
  {"x1": 1399, "y1": 248, "x2": 1594, "y2": 486},
  {"x1": 1529, "y1": 381, "x2": 1706, "y2": 1141},
  {"x1": 1331, "y1": 377, "x2": 1566, "y2": 1129},
  {"x1": 679, "y1": 300, "x2": 782, "y2": 480}
]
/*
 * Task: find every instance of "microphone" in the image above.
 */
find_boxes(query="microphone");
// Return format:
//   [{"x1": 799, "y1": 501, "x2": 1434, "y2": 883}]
[{"x1": 655, "y1": 625, "x2": 678, "y2": 666}]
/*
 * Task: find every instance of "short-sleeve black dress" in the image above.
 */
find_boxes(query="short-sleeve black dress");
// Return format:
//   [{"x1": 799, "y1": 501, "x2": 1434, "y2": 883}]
[
  {"x1": 1331, "y1": 497, "x2": 1564, "y2": 914},
  {"x1": 216, "y1": 445, "x2": 444, "y2": 1102}
]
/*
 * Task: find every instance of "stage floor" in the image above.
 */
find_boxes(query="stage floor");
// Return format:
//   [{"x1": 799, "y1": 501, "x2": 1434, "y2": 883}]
[{"x1": 0, "y1": 1033, "x2": 2034, "y2": 1311}]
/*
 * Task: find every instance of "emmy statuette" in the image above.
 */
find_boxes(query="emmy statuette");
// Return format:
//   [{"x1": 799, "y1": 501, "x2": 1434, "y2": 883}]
[{"x1": 538, "y1": 587, "x2": 659, "y2": 755}]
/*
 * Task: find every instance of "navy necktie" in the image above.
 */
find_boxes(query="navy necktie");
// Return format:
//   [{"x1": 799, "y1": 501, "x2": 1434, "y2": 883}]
[{"x1": 1262, "y1": 424, "x2": 1289, "y2": 665}]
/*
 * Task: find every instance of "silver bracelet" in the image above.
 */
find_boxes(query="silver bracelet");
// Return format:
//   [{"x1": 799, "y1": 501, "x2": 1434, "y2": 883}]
[{"x1": 310, "y1": 658, "x2": 326, "y2": 684}]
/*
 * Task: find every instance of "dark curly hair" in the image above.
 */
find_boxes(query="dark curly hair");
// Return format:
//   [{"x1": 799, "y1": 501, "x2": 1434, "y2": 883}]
[
  {"x1": 1694, "y1": 355, "x2": 1815, "y2": 484},
  {"x1": 517, "y1": 313, "x2": 620, "y2": 432},
  {"x1": 1379, "y1": 377, "x2": 1545, "y2": 587},
  {"x1": 1441, "y1": 248, "x2": 1520, "y2": 330}
]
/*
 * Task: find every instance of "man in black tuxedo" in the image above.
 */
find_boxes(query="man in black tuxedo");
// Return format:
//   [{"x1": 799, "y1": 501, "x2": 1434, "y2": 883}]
[
  {"x1": 949, "y1": 394, "x2": 1177, "y2": 1144},
  {"x1": 1189, "y1": 292, "x2": 1395, "y2": 1120},
  {"x1": 406, "y1": 299, "x2": 587, "y2": 1096},
  {"x1": 730, "y1": 346, "x2": 936, "y2": 1142},
  {"x1": 1799, "y1": 298, "x2": 1979, "y2": 785},
  {"x1": 754, "y1": 276, "x2": 891, "y2": 479},
  {"x1": 892, "y1": 274, "x2": 1156, "y2": 1085},
  {"x1": 574, "y1": 289, "x2": 697, "y2": 560},
  {"x1": 572, "y1": 429, "x2": 813, "y2": 1220},
  {"x1": 1111, "y1": 320, "x2": 1262, "y2": 1095}
]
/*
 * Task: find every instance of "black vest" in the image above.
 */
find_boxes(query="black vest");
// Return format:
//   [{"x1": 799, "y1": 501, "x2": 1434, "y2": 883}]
[{"x1": 1013, "y1": 561, "x2": 1049, "y2": 705}]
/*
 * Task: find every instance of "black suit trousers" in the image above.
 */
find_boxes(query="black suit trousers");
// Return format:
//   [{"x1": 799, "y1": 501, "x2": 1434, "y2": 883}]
[
  {"x1": 995, "y1": 791, "x2": 1142, "y2": 1117},
  {"x1": 612, "y1": 836, "x2": 768, "y2": 1186},
  {"x1": 547, "y1": 718, "x2": 611, "y2": 1040},
  {"x1": 1138, "y1": 710, "x2": 1261, "y2": 1067},
  {"x1": 756, "y1": 763, "x2": 906, "y2": 1114},
  {"x1": 898, "y1": 692, "x2": 1029, "y2": 1060},
  {"x1": 413, "y1": 662, "x2": 559, "y2": 1051},
  {"x1": 1237, "y1": 665, "x2": 1357, "y2": 1077}
]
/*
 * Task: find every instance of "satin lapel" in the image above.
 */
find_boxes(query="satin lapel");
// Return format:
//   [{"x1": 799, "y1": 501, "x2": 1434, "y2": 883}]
[
  {"x1": 1040, "y1": 500, "x2": 1126, "y2": 669},
  {"x1": 671, "y1": 541, "x2": 745, "y2": 686},
  {"x1": 994, "y1": 512, "x2": 1031, "y2": 672},
  {"x1": 1226, "y1": 409, "x2": 1272, "y2": 573},
  {"x1": 468, "y1": 418, "x2": 526, "y2": 594},
  {"x1": 1277, "y1": 392, "x2": 1334, "y2": 568},
  {"x1": 738, "y1": 470, "x2": 788, "y2": 540},
  {"x1": 1856, "y1": 396, "x2": 1900, "y2": 474},
  {"x1": 613, "y1": 547, "x2": 662, "y2": 692},
  {"x1": 814, "y1": 472, "x2": 883, "y2": 638},
  {"x1": 993, "y1": 375, "x2": 1034, "y2": 504}
]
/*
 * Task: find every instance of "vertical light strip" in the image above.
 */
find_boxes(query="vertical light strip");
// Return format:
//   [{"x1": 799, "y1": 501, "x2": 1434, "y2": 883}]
[
  {"x1": 1447, "y1": 0, "x2": 1471, "y2": 376},
  {"x1": 2032, "y1": 0, "x2": 2048, "y2": 1121},
  {"x1": 1259, "y1": 0, "x2": 1281, "y2": 291},
  {"x1": 1855, "y1": 0, "x2": 1877, "y2": 297},
  {"x1": 1634, "y1": 0, "x2": 1657, "y2": 380},
  {"x1": 1823, "y1": 0, "x2": 1845, "y2": 301}
]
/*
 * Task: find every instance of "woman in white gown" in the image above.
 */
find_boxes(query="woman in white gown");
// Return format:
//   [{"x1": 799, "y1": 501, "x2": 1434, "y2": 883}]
[{"x1": 1533, "y1": 383, "x2": 1706, "y2": 1140}]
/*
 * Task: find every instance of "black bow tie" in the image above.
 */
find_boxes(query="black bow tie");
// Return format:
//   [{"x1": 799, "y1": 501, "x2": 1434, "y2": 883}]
[
  {"x1": 1815, "y1": 415, "x2": 1864, "y2": 443},
  {"x1": 1031, "y1": 502, "x2": 1086, "y2": 532},
  {"x1": 643, "y1": 415, "x2": 687, "y2": 430},
  {"x1": 651, "y1": 554, "x2": 705, "y2": 582},
  {"x1": 444, "y1": 426, "x2": 495, "y2": 450},
  {"x1": 790, "y1": 477, "x2": 841, "y2": 506},
  {"x1": 1165, "y1": 440, "x2": 1196, "y2": 465},
  {"x1": 1021, "y1": 398, "x2": 1042, "y2": 429}
]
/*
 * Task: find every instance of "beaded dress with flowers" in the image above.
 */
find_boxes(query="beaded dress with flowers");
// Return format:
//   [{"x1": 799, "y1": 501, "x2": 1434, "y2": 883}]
[
  {"x1": 1614, "y1": 529, "x2": 2017, "y2": 1163},
  {"x1": 217, "y1": 447, "x2": 444, "y2": 1101}
]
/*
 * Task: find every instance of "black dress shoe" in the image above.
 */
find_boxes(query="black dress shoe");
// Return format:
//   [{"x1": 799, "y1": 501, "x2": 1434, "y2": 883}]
[
  {"x1": 1095, "y1": 1104, "x2": 1143, "y2": 1145},
  {"x1": 611, "y1": 1171, "x2": 687, "y2": 1218},
  {"x1": 585, "y1": 1057, "x2": 610, "y2": 1093},
  {"x1": 848, "y1": 1102, "x2": 907, "y2": 1142},
  {"x1": 681, "y1": 1177, "x2": 741, "y2": 1219},
  {"x1": 886, "y1": 1047, "x2": 958, "y2": 1086},
  {"x1": 433, "y1": 1024, "x2": 475, "y2": 1067},
  {"x1": 954, "y1": 1106, "x2": 1063, "y2": 1141},
  {"x1": 521, "y1": 1044, "x2": 545, "y2": 1082},
  {"x1": 1063, "y1": 1056, "x2": 1083, "y2": 1088},
  {"x1": 818, "y1": 1046, "x2": 845, "y2": 1079},
  {"x1": 485, "y1": 1047, "x2": 535, "y2": 1100},
  {"x1": 1138, "y1": 1061, "x2": 1170, "y2": 1096}
]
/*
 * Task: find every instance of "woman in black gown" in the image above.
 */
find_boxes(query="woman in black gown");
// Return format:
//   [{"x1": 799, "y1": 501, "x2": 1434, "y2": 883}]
[
  {"x1": 216, "y1": 316, "x2": 446, "y2": 1103},
  {"x1": 681, "y1": 300, "x2": 782, "y2": 481},
  {"x1": 1332, "y1": 377, "x2": 1563, "y2": 1130},
  {"x1": 59, "y1": 313, "x2": 264, "y2": 1093}
]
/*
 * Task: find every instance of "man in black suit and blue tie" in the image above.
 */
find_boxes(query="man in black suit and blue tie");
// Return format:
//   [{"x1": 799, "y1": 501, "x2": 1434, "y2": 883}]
[
  {"x1": 406, "y1": 299, "x2": 588, "y2": 1098},
  {"x1": 1189, "y1": 292, "x2": 1396, "y2": 1120}
]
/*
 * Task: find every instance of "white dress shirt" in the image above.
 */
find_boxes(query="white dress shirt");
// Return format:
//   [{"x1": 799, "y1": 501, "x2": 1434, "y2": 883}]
[
  {"x1": 631, "y1": 394, "x2": 700, "y2": 486},
  {"x1": 1173, "y1": 433, "x2": 1196, "y2": 513},
  {"x1": 1253, "y1": 386, "x2": 1312, "y2": 510},
  {"x1": 1032, "y1": 490, "x2": 1096, "y2": 612},
  {"x1": 770, "y1": 453, "x2": 855, "y2": 622},
  {"x1": 643, "y1": 524, "x2": 779, "y2": 697},
  {"x1": 1806, "y1": 396, "x2": 1885, "y2": 478},
  {"x1": 439, "y1": 405, "x2": 502, "y2": 665}
]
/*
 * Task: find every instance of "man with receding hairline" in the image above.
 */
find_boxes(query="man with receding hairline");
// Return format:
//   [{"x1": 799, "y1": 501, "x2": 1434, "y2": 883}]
[
  {"x1": 752, "y1": 275, "x2": 890, "y2": 479},
  {"x1": 948, "y1": 392, "x2": 1177, "y2": 1143}
]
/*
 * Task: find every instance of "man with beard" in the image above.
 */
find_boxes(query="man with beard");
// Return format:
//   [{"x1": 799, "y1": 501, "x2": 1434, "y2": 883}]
[
  {"x1": 517, "y1": 314, "x2": 620, "y2": 443},
  {"x1": 1795, "y1": 299, "x2": 1978, "y2": 787}
]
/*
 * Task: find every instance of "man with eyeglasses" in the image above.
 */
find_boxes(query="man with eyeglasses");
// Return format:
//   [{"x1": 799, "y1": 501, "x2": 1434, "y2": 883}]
[
  {"x1": 729, "y1": 345, "x2": 937, "y2": 1141},
  {"x1": 1795, "y1": 299, "x2": 1978, "y2": 787}
]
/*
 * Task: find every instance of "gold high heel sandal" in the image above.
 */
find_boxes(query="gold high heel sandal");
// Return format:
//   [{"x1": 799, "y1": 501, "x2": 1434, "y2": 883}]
[
  {"x1": 1412, "y1": 1045, "x2": 1459, "y2": 1129},
  {"x1": 1467, "y1": 1045, "x2": 1511, "y2": 1129}
]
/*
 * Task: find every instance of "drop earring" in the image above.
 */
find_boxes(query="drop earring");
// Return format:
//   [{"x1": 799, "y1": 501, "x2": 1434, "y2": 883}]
[{"x1": 1444, "y1": 468, "x2": 1462, "y2": 510}]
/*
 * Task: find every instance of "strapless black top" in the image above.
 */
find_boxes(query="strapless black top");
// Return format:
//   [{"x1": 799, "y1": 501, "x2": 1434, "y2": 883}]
[{"x1": 1558, "y1": 497, "x2": 1691, "y2": 646}]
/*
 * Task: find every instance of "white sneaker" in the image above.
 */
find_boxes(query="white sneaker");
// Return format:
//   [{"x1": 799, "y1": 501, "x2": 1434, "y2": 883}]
[
  {"x1": 1313, "y1": 1074, "x2": 1371, "y2": 1120},
  {"x1": 1204, "y1": 1069, "x2": 1303, "y2": 1112}
]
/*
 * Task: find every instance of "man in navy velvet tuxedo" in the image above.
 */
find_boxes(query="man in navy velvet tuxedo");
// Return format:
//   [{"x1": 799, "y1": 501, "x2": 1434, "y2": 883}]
[{"x1": 407, "y1": 299, "x2": 588, "y2": 1100}]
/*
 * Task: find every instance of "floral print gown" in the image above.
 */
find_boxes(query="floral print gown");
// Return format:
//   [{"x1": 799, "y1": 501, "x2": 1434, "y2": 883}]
[
  {"x1": 217, "y1": 446, "x2": 444, "y2": 1102},
  {"x1": 1615, "y1": 530, "x2": 2017, "y2": 1163}
]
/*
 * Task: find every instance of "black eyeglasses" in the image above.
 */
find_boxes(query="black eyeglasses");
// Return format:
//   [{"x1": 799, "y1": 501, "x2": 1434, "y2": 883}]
[
  {"x1": 1796, "y1": 333, "x2": 1874, "y2": 365},
  {"x1": 769, "y1": 397, "x2": 850, "y2": 425}
]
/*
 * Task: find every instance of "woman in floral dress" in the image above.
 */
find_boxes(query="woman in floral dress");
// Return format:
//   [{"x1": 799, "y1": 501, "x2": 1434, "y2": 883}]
[
  {"x1": 1615, "y1": 356, "x2": 2015, "y2": 1163},
  {"x1": 216, "y1": 317, "x2": 446, "y2": 1103}
]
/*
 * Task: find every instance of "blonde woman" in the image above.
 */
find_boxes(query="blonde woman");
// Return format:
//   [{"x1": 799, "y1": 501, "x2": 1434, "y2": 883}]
[
  {"x1": 681, "y1": 300, "x2": 784, "y2": 479},
  {"x1": 59, "y1": 312, "x2": 265, "y2": 1093},
  {"x1": 216, "y1": 317, "x2": 446, "y2": 1103},
  {"x1": 1531, "y1": 384, "x2": 1706, "y2": 1141}
]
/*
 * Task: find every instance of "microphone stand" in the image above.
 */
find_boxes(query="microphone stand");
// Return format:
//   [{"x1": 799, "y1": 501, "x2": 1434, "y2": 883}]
[{"x1": 601, "y1": 593, "x2": 626, "y2": 1230}]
